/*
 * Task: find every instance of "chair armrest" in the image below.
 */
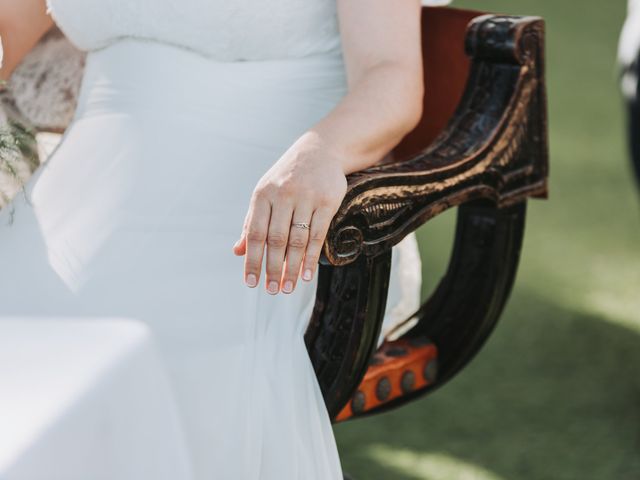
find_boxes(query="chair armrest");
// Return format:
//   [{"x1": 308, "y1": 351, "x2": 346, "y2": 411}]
[{"x1": 322, "y1": 15, "x2": 548, "y2": 267}]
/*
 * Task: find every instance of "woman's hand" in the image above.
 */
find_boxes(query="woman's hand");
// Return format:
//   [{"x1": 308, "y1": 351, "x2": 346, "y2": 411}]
[
  {"x1": 232, "y1": 131, "x2": 347, "y2": 295},
  {"x1": 232, "y1": 0, "x2": 424, "y2": 295}
]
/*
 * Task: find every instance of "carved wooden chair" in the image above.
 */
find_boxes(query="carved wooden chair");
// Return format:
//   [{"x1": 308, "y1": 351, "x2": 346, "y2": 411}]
[
  {"x1": 1, "y1": 5, "x2": 548, "y2": 431},
  {"x1": 309, "y1": 7, "x2": 549, "y2": 423}
]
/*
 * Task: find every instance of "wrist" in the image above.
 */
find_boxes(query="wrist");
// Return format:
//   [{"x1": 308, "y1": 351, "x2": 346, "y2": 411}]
[
  {"x1": 294, "y1": 129, "x2": 353, "y2": 176},
  {"x1": 302, "y1": 122, "x2": 396, "y2": 176}
]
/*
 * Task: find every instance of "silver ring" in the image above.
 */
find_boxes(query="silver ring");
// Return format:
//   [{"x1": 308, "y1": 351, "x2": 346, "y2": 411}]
[{"x1": 291, "y1": 222, "x2": 310, "y2": 230}]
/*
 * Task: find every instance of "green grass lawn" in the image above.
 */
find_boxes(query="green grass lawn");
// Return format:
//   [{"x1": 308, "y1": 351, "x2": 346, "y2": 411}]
[{"x1": 334, "y1": 0, "x2": 640, "y2": 478}]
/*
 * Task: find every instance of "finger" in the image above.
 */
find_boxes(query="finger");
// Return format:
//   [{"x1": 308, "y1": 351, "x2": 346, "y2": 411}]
[
  {"x1": 301, "y1": 207, "x2": 333, "y2": 282},
  {"x1": 233, "y1": 206, "x2": 252, "y2": 255},
  {"x1": 244, "y1": 196, "x2": 271, "y2": 288},
  {"x1": 281, "y1": 206, "x2": 313, "y2": 294},
  {"x1": 265, "y1": 200, "x2": 294, "y2": 295},
  {"x1": 233, "y1": 233, "x2": 246, "y2": 255}
]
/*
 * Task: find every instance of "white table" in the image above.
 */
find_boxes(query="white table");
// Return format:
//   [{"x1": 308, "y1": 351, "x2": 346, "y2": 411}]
[{"x1": 0, "y1": 317, "x2": 193, "y2": 480}]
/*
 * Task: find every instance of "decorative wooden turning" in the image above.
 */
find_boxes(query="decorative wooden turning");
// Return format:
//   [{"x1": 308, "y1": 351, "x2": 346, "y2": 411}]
[
  {"x1": 1, "y1": 6, "x2": 548, "y2": 427},
  {"x1": 306, "y1": 7, "x2": 549, "y2": 421}
]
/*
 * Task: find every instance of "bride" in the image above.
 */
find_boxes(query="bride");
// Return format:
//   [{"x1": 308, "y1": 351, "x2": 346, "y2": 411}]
[{"x1": 0, "y1": 0, "x2": 427, "y2": 478}]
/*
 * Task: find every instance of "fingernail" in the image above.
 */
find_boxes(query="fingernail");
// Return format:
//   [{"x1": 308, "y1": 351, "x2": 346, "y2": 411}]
[
  {"x1": 303, "y1": 269, "x2": 312, "y2": 281},
  {"x1": 283, "y1": 280, "x2": 293, "y2": 293},
  {"x1": 246, "y1": 274, "x2": 257, "y2": 287},
  {"x1": 268, "y1": 280, "x2": 279, "y2": 294}
]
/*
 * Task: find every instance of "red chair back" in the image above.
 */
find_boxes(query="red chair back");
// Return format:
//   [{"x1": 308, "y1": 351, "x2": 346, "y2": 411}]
[{"x1": 392, "y1": 7, "x2": 486, "y2": 160}]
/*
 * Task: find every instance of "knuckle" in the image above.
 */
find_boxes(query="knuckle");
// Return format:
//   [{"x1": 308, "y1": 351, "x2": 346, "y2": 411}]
[
  {"x1": 246, "y1": 229, "x2": 267, "y2": 242},
  {"x1": 254, "y1": 183, "x2": 273, "y2": 199},
  {"x1": 284, "y1": 266, "x2": 300, "y2": 278},
  {"x1": 287, "y1": 236, "x2": 307, "y2": 249},
  {"x1": 252, "y1": 190, "x2": 265, "y2": 202},
  {"x1": 266, "y1": 266, "x2": 283, "y2": 278},
  {"x1": 316, "y1": 194, "x2": 338, "y2": 208},
  {"x1": 267, "y1": 232, "x2": 288, "y2": 248},
  {"x1": 316, "y1": 196, "x2": 331, "y2": 207},
  {"x1": 245, "y1": 260, "x2": 262, "y2": 272},
  {"x1": 276, "y1": 192, "x2": 292, "y2": 204},
  {"x1": 278, "y1": 182, "x2": 297, "y2": 198},
  {"x1": 304, "y1": 245, "x2": 320, "y2": 260},
  {"x1": 281, "y1": 263, "x2": 295, "y2": 275},
  {"x1": 285, "y1": 257, "x2": 301, "y2": 273},
  {"x1": 309, "y1": 230, "x2": 326, "y2": 243},
  {"x1": 304, "y1": 254, "x2": 319, "y2": 269}
]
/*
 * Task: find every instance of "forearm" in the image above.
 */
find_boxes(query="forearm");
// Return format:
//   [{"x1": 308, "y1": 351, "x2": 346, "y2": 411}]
[
  {"x1": 306, "y1": 60, "x2": 423, "y2": 176},
  {"x1": 0, "y1": 0, "x2": 53, "y2": 83}
]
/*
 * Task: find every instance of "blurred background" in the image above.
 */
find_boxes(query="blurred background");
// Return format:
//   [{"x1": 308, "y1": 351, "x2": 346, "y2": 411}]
[{"x1": 335, "y1": 0, "x2": 640, "y2": 478}]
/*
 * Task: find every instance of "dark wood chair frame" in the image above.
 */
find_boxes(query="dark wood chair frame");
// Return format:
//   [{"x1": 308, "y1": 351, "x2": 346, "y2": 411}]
[{"x1": 307, "y1": 7, "x2": 549, "y2": 422}]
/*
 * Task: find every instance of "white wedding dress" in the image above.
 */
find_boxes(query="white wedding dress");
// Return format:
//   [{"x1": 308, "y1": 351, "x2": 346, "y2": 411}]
[{"x1": 0, "y1": 1, "x2": 425, "y2": 478}]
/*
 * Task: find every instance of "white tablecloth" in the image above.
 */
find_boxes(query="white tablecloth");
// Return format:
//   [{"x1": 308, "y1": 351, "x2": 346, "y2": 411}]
[{"x1": 0, "y1": 317, "x2": 193, "y2": 480}]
